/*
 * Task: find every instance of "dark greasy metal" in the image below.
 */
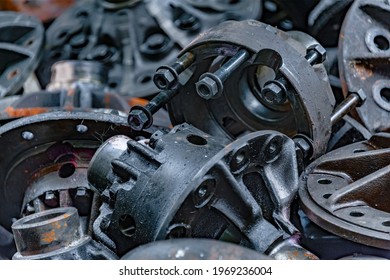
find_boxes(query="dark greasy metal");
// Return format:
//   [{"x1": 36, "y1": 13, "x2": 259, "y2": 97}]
[
  {"x1": 128, "y1": 89, "x2": 179, "y2": 131},
  {"x1": 0, "y1": 60, "x2": 130, "y2": 121},
  {"x1": 0, "y1": 111, "x2": 152, "y2": 231},
  {"x1": 308, "y1": 0, "x2": 354, "y2": 47},
  {"x1": 36, "y1": 0, "x2": 261, "y2": 97},
  {"x1": 0, "y1": 225, "x2": 15, "y2": 260},
  {"x1": 327, "y1": 115, "x2": 372, "y2": 152},
  {"x1": 12, "y1": 207, "x2": 117, "y2": 260},
  {"x1": 0, "y1": 12, "x2": 44, "y2": 97},
  {"x1": 196, "y1": 49, "x2": 250, "y2": 99},
  {"x1": 121, "y1": 239, "x2": 270, "y2": 260},
  {"x1": 89, "y1": 124, "x2": 300, "y2": 256},
  {"x1": 168, "y1": 20, "x2": 335, "y2": 159},
  {"x1": 299, "y1": 133, "x2": 390, "y2": 249},
  {"x1": 339, "y1": 0, "x2": 390, "y2": 133}
]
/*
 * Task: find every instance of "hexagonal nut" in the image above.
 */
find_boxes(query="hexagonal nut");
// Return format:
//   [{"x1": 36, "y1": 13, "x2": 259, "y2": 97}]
[
  {"x1": 262, "y1": 82, "x2": 286, "y2": 104},
  {"x1": 128, "y1": 109, "x2": 150, "y2": 131},
  {"x1": 196, "y1": 76, "x2": 219, "y2": 100},
  {"x1": 153, "y1": 68, "x2": 176, "y2": 89},
  {"x1": 308, "y1": 44, "x2": 326, "y2": 63},
  {"x1": 354, "y1": 88, "x2": 367, "y2": 106}
]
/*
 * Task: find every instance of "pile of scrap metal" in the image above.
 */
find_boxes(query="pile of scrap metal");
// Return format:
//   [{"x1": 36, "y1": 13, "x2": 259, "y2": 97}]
[{"x1": 0, "y1": 0, "x2": 389, "y2": 260}]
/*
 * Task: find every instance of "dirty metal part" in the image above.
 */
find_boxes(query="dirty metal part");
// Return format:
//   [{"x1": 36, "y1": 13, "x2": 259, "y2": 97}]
[
  {"x1": 296, "y1": 210, "x2": 390, "y2": 260},
  {"x1": 327, "y1": 115, "x2": 372, "y2": 152},
  {"x1": 168, "y1": 20, "x2": 335, "y2": 159},
  {"x1": 261, "y1": 0, "x2": 318, "y2": 31},
  {"x1": 299, "y1": 133, "x2": 390, "y2": 249},
  {"x1": 339, "y1": 0, "x2": 390, "y2": 133},
  {"x1": 37, "y1": 0, "x2": 261, "y2": 97},
  {"x1": 0, "y1": 60, "x2": 130, "y2": 121},
  {"x1": 330, "y1": 90, "x2": 367, "y2": 126},
  {"x1": 12, "y1": 207, "x2": 117, "y2": 260},
  {"x1": 128, "y1": 89, "x2": 179, "y2": 131},
  {"x1": 0, "y1": 111, "x2": 152, "y2": 231},
  {"x1": 121, "y1": 239, "x2": 270, "y2": 260},
  {"x1": 266, "y1": 235, "x2": 318, "y2": 260},
  {"x1": 89, "y1": 124, "x2": 301, "y2": 256},
  {"x1": 0, "y1": 12, "x2": 44, "y2": 97},
  {"x1": 308, "y1": 0, "x2": 354, "y2": 47},
  {"x1": 1, "y1": 0, "x2": 75, "y2": 23}
]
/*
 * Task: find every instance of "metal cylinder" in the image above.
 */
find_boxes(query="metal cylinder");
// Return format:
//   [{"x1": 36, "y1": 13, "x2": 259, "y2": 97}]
[{"x1": 12, "y1": 207, "x2": 81, "y2": 257}]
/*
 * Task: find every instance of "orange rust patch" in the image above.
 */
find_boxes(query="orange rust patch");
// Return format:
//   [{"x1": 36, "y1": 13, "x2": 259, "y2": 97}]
[
  {"x1": 4, "y1": 107, "x2": 49, "y2": 118},
  {"x1": 128, "y1": 98, "x2": 148, "y2": 107},
  {"x1": 351, "y1": 61, "x2": 373, "y2": 81},
  {"x1": 41, "y1": 229, "x2": 57, "y2": 244}
]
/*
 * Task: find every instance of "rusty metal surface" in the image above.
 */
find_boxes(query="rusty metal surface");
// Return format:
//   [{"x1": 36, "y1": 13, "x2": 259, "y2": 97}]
[
  {"x1": 299, "y1": 133, "x2": 390, "y2": 249},
  {"x1": 122, "y1": 239, "x2": 270, "y2": 260},
  {"x1": 339, "y1": 0, "x2": 390, "y2": 133}
]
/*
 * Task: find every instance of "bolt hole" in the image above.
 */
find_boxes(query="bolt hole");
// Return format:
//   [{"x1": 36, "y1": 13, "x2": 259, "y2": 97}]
[
  {"x1": 318, "y1": 178, "x2": 332, "y2": 185},
  {"x1": 382, "y1": 221, "x2": 390, "y2": 227},
  {"x1": 58, "y1": 163, "x2": 76, "y2": 178},
  {"x1": 323, "y1": 193, "x2": 332, "y2": 199},
  {"x1": 380, "y1": 88, "x2": 390, "y2": 103},
  {"x1": 186, "y1": 134, "x2": 207, "y2": 146},
  {"x1": 119, "y1": 214, "x2": 136, "y2": 237},
  {"x1": 139, "y1": 75, "x2": 152, "y2": 84},
  {"x1": 25, "y1": 39, "x2": 34, "y2": 47},
  {"x1": 353, "y1": 149, "x2": 366, "y2": 153},
  {"x1": 374, "y1": 35, "x2": 390, "y2": 51},
  {"x1": 350, "y1": 211, "x2": 364, "y2": 217},
  {"x1": 7, "y1": 69, "x2": 20, "y2": 80}
]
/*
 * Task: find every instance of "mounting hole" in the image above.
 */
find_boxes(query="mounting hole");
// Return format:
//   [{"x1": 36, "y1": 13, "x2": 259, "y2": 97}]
[
  {"x1": 318, "y1": 178, "x2": 332, "y2": 185},
  {"x1": 350, "y1": 211, "x2": 364, "y2": 217},
  {"x1": 382, "y1": 221, "x2": 390, "y2": 227},
  {"x1": 109, "y1": 81, "x2": 118, "y2": 88},
  {"x1": 353, "y1": 149, "x2": 366, "y2": 153},
  {"x1": 58, "y1": 163, "x2": 76, "y2": 178},
  {"x1": 374, "y1": 35, "x2": 390, "y2": 51},
  {"x1": 7, "y1": 69, "x2": 20, "y2": 80},
  {"x1": 323, "y1": 193, "x2": 332, "y2": 199},
  {"x1": 186, "y1": 134, "x2": 207, "y2": 146},
  {"x1": 138, "y1": 75, "x2": 152, "y2": 84},
  {"x1": 25, "y1": 39, "x2": 34, "y2": 47},
  {"x1": 380, "y1": 88, "x2": 390, "y2": 103},
  {"x1": 119, "y1": 214, "x2": 136, "y2": 237}
]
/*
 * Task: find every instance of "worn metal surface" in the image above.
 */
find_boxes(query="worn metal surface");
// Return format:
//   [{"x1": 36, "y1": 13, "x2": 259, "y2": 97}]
[
  {"x1": 0, "y1": 12, "x2": 44, "y2": 97},
  {"x1": 339, "y1": 0, "x2": 390, "y2": 133},
  {"x1": 121, "y1": 239, "x2": 270, "y2": 260},
  {"x1": 12, "y1": 207, "x2": 117, "y2": 260},
  {"x1": 36, "y1": 0, "x2": 261, "y2": 97},
  {"x1": 299, "y1": 133, "x2": 390, "y2": 249},
  {"x1": 89, "y1": 124, "x2": 300, "y2": 256},
  {"x1": 168, "y1": 20, "x2": 335, "y2": 159},
  {"x1": 0, "y1": 111, "x2": 152, "y2": 231}
]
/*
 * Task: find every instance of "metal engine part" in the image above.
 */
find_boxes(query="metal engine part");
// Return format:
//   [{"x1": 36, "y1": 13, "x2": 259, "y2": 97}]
[
  {"x1": 299, "y1": 133, "x2": 390, "y2": 249},
  {"x1": 339, "y1": 0, "x2": 390, "y2": 133},
  {"x1": 0, "y1": 111, "x2": 152, "y2": 233},
  {"x1": 0, "y1": 60, "x2": 130, "y2": 121},
  {"x1": 0, "y1": 11, "x2": 44, "y2": 97},
  {"x1": 88, "y1": 123, "x2": 316, "y2": 258},
  {"x1": 12, "y1": 207, "x2": 117, "y2": 260},
  {"x1": 167, "y1": 20, "x2": 335, "y2": 159},
  {"x1": 36, "y1": 0, "x2": 262, "y2": 97},
  {"x1": 121, "y1": 239, "x2": 270, "y2": 260}
]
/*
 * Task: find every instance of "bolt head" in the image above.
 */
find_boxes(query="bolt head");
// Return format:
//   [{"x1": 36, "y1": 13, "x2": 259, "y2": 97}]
[
  {"x1": 196, "y1": 76, "x2": 219, "y2": 100},
  {"x1": 262, "y1": 82, "x2": 286, "y2": 104},
  {"x1": 309, "y1": 44, "x2": 326, "y2": 63},
  {"x1": 154, "y1": 68, "x2": 176, "y2": 89},
  {"x1": 128, "y1": 109, "x2": 150, "y2": 131}
]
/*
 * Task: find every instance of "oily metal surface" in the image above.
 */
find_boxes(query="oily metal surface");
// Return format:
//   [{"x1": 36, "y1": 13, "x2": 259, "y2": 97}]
[
  {"x1": 0, "y1": 12, "x2": 44, "y2": 97},
  {"x1": 121, "y1": 239, "x2": 270, "y2": 260},
  {"x1": 299, "y1": 133, "x2": 390, "y2": 249},
  {"x1": 0, "y1": 111, "x2": 149, "y2": 230},
  {"x1": 339, "y1": 0, "x2": 390, "y2": 133},
  {"x1": 169, "y1": 20, "x2": 334, "y2": 158}
]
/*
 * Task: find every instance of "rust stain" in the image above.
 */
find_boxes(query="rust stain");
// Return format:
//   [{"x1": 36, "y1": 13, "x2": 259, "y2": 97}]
[
  {"x1": 4, "y1": 107, "x2": 49, "y2": 118},
  {"x1": 351, "y1": 61, "x2": 373, "y2": 81},
  {"x1": 41, "y1": 229, "x2": 57, "y2": 244},
  {"x1": 128, "y1": 98, "x2": 148, "y2": 107}
]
